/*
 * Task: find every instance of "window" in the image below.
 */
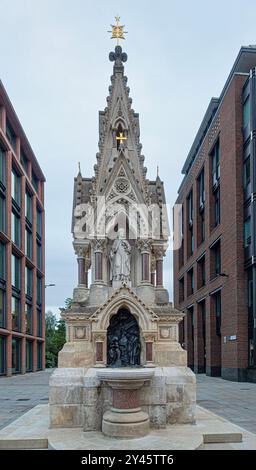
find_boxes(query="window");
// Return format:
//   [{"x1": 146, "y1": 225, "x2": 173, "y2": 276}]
[
  {"x1": 243, "y1": 96, "x2": 250, "y2": 129},
  {"x1": 214, "y1": 187, "x2": 220, "y2": 226},
  {"x1": 0, "y1": 242, "x2": 6, "y2": 329},
  {"x1": 6, "y1": 118, "x2": 16, "y2": 153},
  {"x1": 197, "y1": 255, "x2": 206, "y2": 288},
  {"x1": 0, "y1": 194, "x2": 6, "y2": 232},
  {"x1": 187, "y1": 190, "x2": 194, "y2": 257},
  {"x1": 188, "y1": 190, "x2": 193, "y2": 225},
  {"x1": 11, "y1": 296, "x2": 20, "y2": 331},
  {"x1": 244, "y1": 217, "x2": 251, "y2": 248},
  {"x1": 12, "y1": 338, "x2": 21, "y2": 373},
  {"x1": 0, "y1": 145, "x2": 6, "y2": 185},
  {"x1": 37, "y1": 341, "x2": 42, "y2": 370},
  {"x1": 20, "y1": 149, "x2": 28, "y2": 174},
  {"x1": 25, "y1": 266, "x2": 33, "y2": 297},
  {"x1": 36, "y1": 241, "x2": 42, "y2": 269},
  {"x1": 25, "y1": 192, "x2": 33, "y2": 223},
  {"x1": 26, "y1": 341, "x2": 33, "y2": 372},
  {"x1": 25, "y1": 303, "x2": 33, "y2": 335},
  {"x1": 179, "y1": 277, "x2": 184, "y2": 303},
  {"x1": 214, "y1": 291, "x2": 221, "y2": 336},
  {"x1": 0, "y1": 336, "x2": 6, "y2": 375},
  {"x1": 187, "y1": 268, "x2": 194, "y2": 296},
  {"x1": 243, "y1": 158, "x2": 251, "y2": 194},
  {"x1": 37, "y1": 276, "x2": 42, "y2": 305},
  {"x1": 32, "y1": 171, "x2": 39, "y2": 193},
  {"x1": 0, "y1": 289, "x2": 5, "y2": 329},
  {"x1": 36, "y1": 209, "x2": 42, "y2": 236},
  {"x1": 198, "y1": 169, "x2": 205, "y2": 245},
  {"x1": 211, "y1": 140, "x2": 220, "y2": 186},
  {"x1": 11, "y1": 169, "x2": 21, "y2": 206},
  {"x1": 37, "y1": 308, "x2": 42, "y2": 337},
  {"x1": 25, "y1": 228, "x2": 33, "y2": 259},
  {"x1": 210, "y1": 241, "x2": 221, "y2": 278},
  {"x1": 11, "y1": 210, "x2": 21, "y2": 247},
  {"x1": 11, "y1": 255, "x2": 20, "y2": 289},
  {"x1": 0, "y1": 242, "x2": 5, "y2": 280},
  {"x1": 198, "y1": 168, "x2": 205, "y2": 208}
]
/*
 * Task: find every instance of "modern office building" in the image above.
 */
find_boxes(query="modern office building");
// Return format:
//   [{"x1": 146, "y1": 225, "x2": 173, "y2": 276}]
[
  {"x1": 0, "y1": 80, "x2": 45, "y2": 376},
  {"x1": 173, "y1": 46, "x2": 256, "y2": 382}
]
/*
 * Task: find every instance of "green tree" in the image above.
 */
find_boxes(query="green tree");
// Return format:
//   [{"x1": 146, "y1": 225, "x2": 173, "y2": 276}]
[{"x1": 45, "y1": 302, "x2": 68, "y2": 367}]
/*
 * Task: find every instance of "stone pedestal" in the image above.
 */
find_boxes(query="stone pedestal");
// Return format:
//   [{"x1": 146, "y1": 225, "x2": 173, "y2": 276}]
[{"x1": 97, "y1": 369, "x2": 154, "y2": 438}]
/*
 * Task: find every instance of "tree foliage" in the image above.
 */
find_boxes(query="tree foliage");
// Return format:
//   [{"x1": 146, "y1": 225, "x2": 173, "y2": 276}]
[{"x1": 45, "y1": 301, "x2": 69, "y2": 367}]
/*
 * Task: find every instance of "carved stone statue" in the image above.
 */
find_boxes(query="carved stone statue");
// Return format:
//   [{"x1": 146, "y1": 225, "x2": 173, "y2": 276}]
[
  {"x1": 109, "y1": 228, "x2": 131, "y2": 288},
  {"x1": 107, "y1": 308, "x2": 141, "y2": 367}
]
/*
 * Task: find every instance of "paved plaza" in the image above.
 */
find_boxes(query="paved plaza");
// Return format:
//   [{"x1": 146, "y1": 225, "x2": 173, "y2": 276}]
[{"x1": 0, "y1": 370, "x2": 256, "y2": 435}]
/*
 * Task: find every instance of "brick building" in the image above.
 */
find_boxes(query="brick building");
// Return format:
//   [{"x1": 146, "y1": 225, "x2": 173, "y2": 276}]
[
  {"x1": 0, "y1": 80, "x2": 45, "y2": 376},
  {"x1": 173, "y1": 46, "x2": 256, "y2": 382}
]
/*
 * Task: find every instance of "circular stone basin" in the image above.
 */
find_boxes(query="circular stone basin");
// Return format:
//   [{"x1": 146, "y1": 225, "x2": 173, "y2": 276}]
[
  {"x1": 97, "y1": 368, "x2": 155, "y2": 439},
  {"x1": 97, "y1": 368, "x2": 155, "y2": 383}
]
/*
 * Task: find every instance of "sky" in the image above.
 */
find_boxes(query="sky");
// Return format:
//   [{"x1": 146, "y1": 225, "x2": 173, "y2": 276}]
[{"x1": 0, "y1": 0, "x2": 256, "y2": 315}]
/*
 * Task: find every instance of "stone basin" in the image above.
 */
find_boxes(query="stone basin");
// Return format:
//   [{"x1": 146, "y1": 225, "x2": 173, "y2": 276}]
[
  {"x1": 97, "y1": 368, "x2": 154, "y2": 386},
  {"x1": 97, "y1": 368, "x2": 155, "y2": 438}
]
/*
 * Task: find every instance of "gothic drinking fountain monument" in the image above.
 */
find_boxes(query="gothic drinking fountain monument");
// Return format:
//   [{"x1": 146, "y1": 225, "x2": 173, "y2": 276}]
[
  {"x1": 0, "y1": 18, "x2": 246, "y2": 451},
  {"x1": 48, "y1": 17, "x2": 197, "y2": 444}
]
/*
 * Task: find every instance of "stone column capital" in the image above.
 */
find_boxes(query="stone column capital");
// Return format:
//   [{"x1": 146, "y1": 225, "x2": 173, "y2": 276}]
[
  {"x1": 91, "y1": 238, "x2": 107, "y2": 253},
  {"x1": 153, "y1": 244, "x2": 167, "y2": 260},
  {"x1": 136, "y1": 239, "x2": 152, "y2": 254}
]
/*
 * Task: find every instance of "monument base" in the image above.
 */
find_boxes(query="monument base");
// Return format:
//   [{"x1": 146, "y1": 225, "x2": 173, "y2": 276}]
[{"x1": 49, "y1": 366, "x2": 196, "y2": 430}]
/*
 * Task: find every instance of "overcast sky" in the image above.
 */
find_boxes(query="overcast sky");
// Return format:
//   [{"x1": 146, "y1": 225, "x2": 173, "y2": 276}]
[{"x1": 1, "y1": 0, "x2": 256, "y2": 314}]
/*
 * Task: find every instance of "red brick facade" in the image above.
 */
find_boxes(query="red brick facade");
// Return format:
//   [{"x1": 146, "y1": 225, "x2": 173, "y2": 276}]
[
  {"x1": 174, "y1": 48, "x2": 256, "y2": 381},
  {"x1": 0, "y1": 81, "x2": 45, "y2": 376}
]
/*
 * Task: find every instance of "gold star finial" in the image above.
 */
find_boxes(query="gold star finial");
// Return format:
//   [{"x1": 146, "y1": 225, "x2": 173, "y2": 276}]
[{"x1": 108, "y1": 16, "x2": 128, "y2": 45}]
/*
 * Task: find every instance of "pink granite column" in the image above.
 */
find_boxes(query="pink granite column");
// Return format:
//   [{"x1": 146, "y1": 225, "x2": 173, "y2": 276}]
[
  {"x1": 77, "y1": 256, "x2": 86, "y2": 285},
  {"x1": 141, "y1": 252, "x2": 150, "y2": 282},
  {"x1": 95, "y1": 251, "x2": 103, "y2": 281},
  {"x1": 156, "y1": 258, "x2": 163, "y2": 287}
]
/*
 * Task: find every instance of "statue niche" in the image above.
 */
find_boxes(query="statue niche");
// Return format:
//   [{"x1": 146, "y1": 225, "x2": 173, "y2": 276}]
[{"x1": 107, "y1": 308, "x2": 141, "y2": 367}]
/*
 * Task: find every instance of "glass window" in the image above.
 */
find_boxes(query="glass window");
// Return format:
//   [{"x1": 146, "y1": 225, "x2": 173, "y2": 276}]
[
  {"x1": 25, "y1": 191, "x2": 33, "y2": 223},
  {"x1": 25, "y1": 303, "x2": 33, "y2": 335},
  {"x1": 25, "y1": 228, "x2": 33, "y2": 260},
  {"x1": 0, "y1": 145, "x2": 6, "y2": 185},
  {"x1": 199, "y1": 168, "x2": 205, "y2": 207},
  {"x1": 0, "y1": 289, "x2": 5, "y2": 328},
  {"x1": 215, "y1": 292, "x2": 221, "y2": 336},
  {"x1": 37, "y1": 341, "x2": 42, "y2": 370},
  {"x1": 0, "y1": 194, "x2": 6, "y2": 233},
  {"x1": 214, "y1": 187, "x2": 220, "y2": 226},
  {"x1": 32, "y1": 171, "x2": 39, "y2": 193},
  {"x1": 0, "y1": 242, "x2": 5, "y2": 280},
  {"x1": 26, "y1": 341, "x2": 33, "y2": 372},
  {"x1": 36, "y1": 209, "x2": 42, "y2": 236},
  {"x1": 37, "y1": 308, "x2": 42, "y2": 337},
  {"x1": 211, "y1": 140, "x2": 220, "y2": 185},
  {"x1": 11, "y1": 169, "x2": 21, "y2": 206},
  {"x1": 11, "y1": 254, "x2": 20, "y2": 289},
  {"x1": 12, "y1": 337, "x2": 21, "y2": 373},
  {"x1": 187, "y1": 268, "x2": 194, "y2": 296},
  {"x1": 244, "y1": 217, "x2": 251, "y2": 247},
  {"x1": 20, "y1": 149, "x2": 28, "y2": 174},
  {"x1": 187, "y1": 190, "x2": 193, "y2": 225},
  {"x1": 11, "y1": 296, "x2": 20, "y2": 331},
  {"x1": 243, "y1": 96, "x2": 250, "y2": 129},
  {"x1": 243, "y1": 158, "x2": 250, "y2": 188},
  {"x1": 36, "y1": 241, "x2": 41, "y2": 269},
  {"x1": 0, "y1": 336, "x2": 6, "y2": 375},
  {"x1": 11, "y1": 211, "x2": 21, "y2": 247},
  {"x1": 37, "y1": 276, "x2": 42, "y2": 305},
  {"x1": 6, "y1": 118, "x2": 16, "y2": 153},
  {"x1": 25, "y1": 266, "x2": 33, "y2": 297}
]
